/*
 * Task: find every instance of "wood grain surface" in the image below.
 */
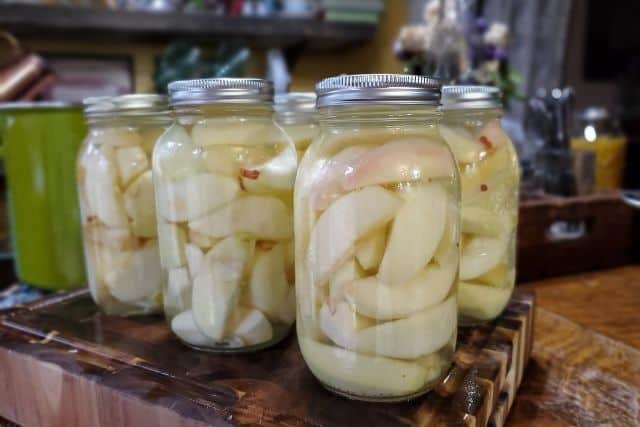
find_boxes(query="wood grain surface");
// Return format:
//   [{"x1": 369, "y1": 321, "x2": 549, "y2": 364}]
[{"x1": 0, "y1": 290, "x2": 533, "y2": 427}]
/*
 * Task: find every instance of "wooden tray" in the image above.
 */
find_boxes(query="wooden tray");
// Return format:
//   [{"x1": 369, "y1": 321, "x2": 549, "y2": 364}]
[{"x1": 0, "y1": 290, "x2": 534, "y2": 427}]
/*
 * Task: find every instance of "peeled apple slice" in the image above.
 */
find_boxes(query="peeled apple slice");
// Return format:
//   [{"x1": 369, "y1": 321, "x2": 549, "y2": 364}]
[
  {"x1": 306, "y1": 186, "x2": 401, "y2": 286},
  {"x1": 474, "y1": 119, "x2": 510, "y2": 150},
  {"x1": 439, "y1": 124, "x2": 484, "y2": 164},
  {"x1": 433, "y1": 204, "x2": 458, "y2": 266},
  {"x1": 103, "y1": 242, "x2": 163, "y2": 303},
  {"x1": 342, "y1": 138, "x2": 455, "y2": 191},
  {"x1": 226, "y1": 307, "x2": 273, "y2": 346},
  {"x1": 192, "y1": 263, "x2": 242, "y2": 341},
  {"x1": 157, "y1": 222, "x2": 187, "y2": 269},
  {"x1": 355, "y1": 228, "x2": 387, "y2": 271},
  {"x1": 188, "y1": 229, "x2": 218, "y2": 250},
  {"x1": 84, "y1": 223, "x2": 139, "y2": 250},
  {"x1": 477, "y1": 262, "x2": 513, "y2": 288},
  {"x1": 459, "y1": 281, "x2": 511, "y2": 320},
  {"x1": 277, "y1": 287, "x2": 296, "y2": 325},
  {"x1": 123, "y1": 170, "x2": 157, "y2": 238},
  {"x1": 346, "y1": 252, "x2": 457, "y2": 320},
  {"x1": 156, "y1": 173, "x2": 240, "y2": 222},
  {"x1": 171, "y1": 310, "x2": 213, "y2": 347},
  {"x1": 191, "y1": 120, "x2": 274, "y2": 146},
  {"x1": 167, "y1": 267, "x2": 191, "y2": 308},
  {"x1": 185, "y1": 244, "x2": 204, "y2": 278},
  {"x1": 154, "y1": 125, "x2": 207, "y2": 181},
  {"x1": 84, "y1": 147, "x2": 128, "y2": 227},
  {"x1": 200, "y1": 235, "x2": 250, "y2": 277},
  {"x1": 329, "y1": 258, "x2": 363, "y2": 301},
  {"x1": 460, "y1": 145, "x2": 518, "y2": 203},
  {"x1": 308, "y1": 145, "x2": 370, "y2": 211},
  {"x1": 378, "y1": 183, "x2": 447, "y2": 285},
  {"x1": 461, "y1": 206, "x2": 503, "y2": 237},
  {"x1": 319, "y1": 301, "x2": 374, "y2": 349},
  {"x1": 460, "y1": 235, "x2": 508, "y2": 280},
  {"x1": 247, "y1": 244, "x2": 289, "y2": 321},
  {"x1": 189, "y1": 195, "x2": 292, "y2": 240},
  {"x1": 115, "y1": 145, "x2": 149, "y2": 188},
  {"x1": 299, "y1": 337, "x2": 429, "y2": 398},
  {"x1": 355, "y1": 296, "x2": 456, "y2": 359},
  {"x1": 240, "y1": 145, "x2": 297, "y2": 193}
]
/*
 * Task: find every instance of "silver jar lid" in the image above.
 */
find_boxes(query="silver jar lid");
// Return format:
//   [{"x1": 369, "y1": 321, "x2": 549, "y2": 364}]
[
  {"x1": 316, "y1": 74, "x2": 441, "y2": 107},
  {"x1": 83, "y1": 94, "x2": 168, "y2": 118},
  {"x1": 440, "y1": 85, "x2": 502, "y2": 110},
  {"x1": 274, "y1": 92, "x2": 316, "y2": 114},
  {"x1": 168, "y1": 78, "x2": 274, "y2": 106}
]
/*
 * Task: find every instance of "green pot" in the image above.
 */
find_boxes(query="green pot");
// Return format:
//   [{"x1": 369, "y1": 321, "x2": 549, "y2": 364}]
[{"x1": 0, "y1": 102, "x2": 86, "y2": 290}]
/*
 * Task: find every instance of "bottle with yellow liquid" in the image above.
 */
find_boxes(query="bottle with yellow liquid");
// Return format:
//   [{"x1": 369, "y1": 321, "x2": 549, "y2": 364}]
[{"x1": 570, "y1": 107, "x2": 627, "y2": 189}]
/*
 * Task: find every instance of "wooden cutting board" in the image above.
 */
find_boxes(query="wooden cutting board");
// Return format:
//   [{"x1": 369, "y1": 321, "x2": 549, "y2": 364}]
[{"x1": 0, "y1": 289, "x2": 533, "y2": 427}]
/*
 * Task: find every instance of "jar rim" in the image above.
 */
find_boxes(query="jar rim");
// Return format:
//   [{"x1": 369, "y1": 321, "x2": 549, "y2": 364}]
[
  {"x1": 83, "y1": 94, "x2": 169, "y2": 119},
  {"x1": 168, "y1": 78, "x2": 274, "y2": 106},
  {"x1": 440, "y1": 85, "x2": 502, "y2": 110}
]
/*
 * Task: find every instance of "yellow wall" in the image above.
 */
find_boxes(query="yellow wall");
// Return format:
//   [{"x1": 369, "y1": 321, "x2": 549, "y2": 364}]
[{"x1": 22, "y1": 0, "x2": 405, "y2": 93}]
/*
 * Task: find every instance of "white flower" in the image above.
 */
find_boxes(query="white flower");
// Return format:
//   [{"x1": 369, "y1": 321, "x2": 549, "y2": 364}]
[
  {"x1": 424, "y1": 0, "x2": 440, "y2": 22},
  {"x1": 397, "y1": 25, "x2": 432, "y2": 53},
  {"x1": 484, "y1": 22, "x2": 509, "y2": 47}
]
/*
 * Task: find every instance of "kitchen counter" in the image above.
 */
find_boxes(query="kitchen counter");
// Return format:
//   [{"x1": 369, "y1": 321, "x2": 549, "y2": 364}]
[{"x1": 508, "y1": 265, "x2": 640, "y2": 425}]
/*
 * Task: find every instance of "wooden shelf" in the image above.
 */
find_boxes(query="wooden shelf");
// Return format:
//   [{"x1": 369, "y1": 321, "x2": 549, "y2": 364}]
[{"x1": 0, "y1": 4, "x2": 376, "y2": 49}]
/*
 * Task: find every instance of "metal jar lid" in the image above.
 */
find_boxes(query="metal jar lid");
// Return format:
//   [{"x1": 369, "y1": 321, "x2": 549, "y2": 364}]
[
  {"x1": 316, "y1": 74, "x2": 441, "y2": 107},
  {"x1": 168, "y1": 78, "x2": 274, "y2": 106},
  {"x1": 83, "y1": 94, "x2": 168, "y2": 118},
  {"x1": 274, "y1": 92, "x2": 316, "y2": 114},
  {"x1": 440, "y1": 85, "x2": 502, "y2": 110}
]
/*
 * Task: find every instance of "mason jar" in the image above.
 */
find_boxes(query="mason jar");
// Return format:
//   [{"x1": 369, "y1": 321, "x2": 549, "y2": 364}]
[
  {"x1": 295, "y1": 74, "x2": 459, "y2": 401},
  {"x1": 439, "y1": 86, "x2": 520, "y2": 324},
  {"x1": 274, "y1": 92, "x2": 318, "y2": 159},
  {"x1": 78, "y1": 94, "x2": 170, "y2": 315},
  {"x1": 155, "y1": 78, "x2": 296, "y2": 352}
]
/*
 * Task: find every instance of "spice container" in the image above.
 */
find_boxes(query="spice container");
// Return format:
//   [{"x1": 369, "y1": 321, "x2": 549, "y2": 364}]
[
  {"x1": 440, "y1": 86, "x2": 519, "y2": 324},
  {"x1": 274, "y1": 92, "x2": 318, "y2": 159},
  {"x1": 295, "y1": 74, "x2": 459, "y2": 401},
  {"x1": 155, "y1": 78, "x2": 296, "y2": 351},
  {"x1": 78, "y1": 95, "x2": 170, "y2": 315}
]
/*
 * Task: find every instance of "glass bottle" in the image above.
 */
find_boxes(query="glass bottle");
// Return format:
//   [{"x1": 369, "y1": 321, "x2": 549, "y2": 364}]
[
  {"x1": 274, "y1": 92, "x2": 318, "y2": 159},
  {"x1": 295, "y1": 74, "x2": 459, "y2": 401},
  {"x1": 154, "y1": 78, "x2": 296, "y2": 352},
  {"x1": 440, "y1": 86, "x2": 520, "y2": 324},
  {"x1": 78, "y1": 94, "x2": 170, "y2": 315}
]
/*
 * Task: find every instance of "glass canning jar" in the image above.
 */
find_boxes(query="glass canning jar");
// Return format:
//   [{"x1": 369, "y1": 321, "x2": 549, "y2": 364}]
[
  {"x1": 295, "y1": 74, "x2": 460, "y2": 401},
  {"x1": 274, "y1": 92, "x2": 318, "y2": 159},
  {"x1": 155, "y1": 78, "x2": 296, "y2": 352},
  {"x1": 439, "y1": 86, "x2": 520, "y2": 324},
  {"x1": 78, "y1": 94, "x2": 170, "y2": 315}
]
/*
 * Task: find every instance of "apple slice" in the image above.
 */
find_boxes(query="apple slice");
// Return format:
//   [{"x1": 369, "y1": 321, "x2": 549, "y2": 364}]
[
  {"x1": 103, "y1": 241, "x2": 163, "y2": 304},
  {"x1": 460, "y1": 235, "x2": 508, "y2": 280},
  {"x1": 185, "y1": 244, "x2": 204, "y2": 278},
  {"x1": 433, "y1": 203, "x2": 458, "y2": 266},
  {"x1": 84, "y1": 223, "x2": 139, "y2": 250},
  {"x1": 474, "y1": 119, "x2": 510, "y2": 150},
  {"x1": 459, "y1": 281, "x2": 511, "y2": 320},
  {"x1": 115, "y1": 145, "x2": 149, "y2": 188},
  {"x1": 342, "y1": 138, "x2": 455, "y2": 191},
  {"x1": 156, "y1": 173, "x2": 240, "y2": 222},
  {"x1": 299, "y1": 337, "x2": 431, "y2": 397},
  {"x1": 189, "y1": 195, "x2": 292, "y2": 240},
  {"x1": 308, "y1": 145, "x2": 370, "y2": 211},
  {"x1": 277, "y1": 287, "x2": 296, "y2": 325},
  {"x1": 167, "y1": 267, "x2": 191, "y2": 308},
  {"x1": 476, "y1": 261, "x2": 514, "y2": 288},
  {"x1": 123, "y1": 170, "x2": 157, "y2": 238},
  {"x1": 377, "y1": 183, "x2": 447, "y2": 285},
  {"x1": 171, "y1": 310, "x2": 214, "y2": 347},
  {"x1": 439, "y1": 124, "x2": 484, "y2": 164},
  {"x1": 157, "y1": 222, "x2": 187, "y2": 269},
  {"x1": 154, "y1": 125, "x2": 207, "y2": 181},
  {"x1": 226, "y1": 306, "x2": 273, "y2": 346},
  {"x1": 191, "y1": 120, "x2": 275, "y2": 146},
  {"x1": 461, "y1": 206, "x2": 504, "y2": 237},
  {"x1": 355, "y1": 296, "x2": 456, "y2": 359},
  {"x1": 319, "y1": 300, "x2": 374, "y2": 349},
  {"x1": 329, "y1": 258, "x2": 364, "y2": 302},
  {"x1": 460, "y1": 144, "x2": 518, "y2": 204},
  {"x1": 306, "y1": 186, "x2": 401, "y2": 286},
  {"x1": 83, "y1": 146, "x2": 128, "y2": 227},
  {"x1": 247, "y1": 244, "x2": 289, "y2": 321},
  {"x1": 355, "y1": 228, "x2": 387, "y2": 271},
  {"x1": 200, "y1": 235, "x2": 250, "y2": 277},
  {"x1": 192, "y1": 262, "x2": 243, "y2": 341},
  {"x1": 346, "y1": 252, "x2": 457, "y2": 320},
  {"x1": 188, "y1": 229, "x2": 218, "y2": 250},
  {"x1": 240, "y1": 144, "x2": 297, "y2": 193}
]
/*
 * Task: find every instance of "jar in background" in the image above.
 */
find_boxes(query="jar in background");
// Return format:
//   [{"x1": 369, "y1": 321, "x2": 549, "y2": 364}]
[
  {"x1": 155, "y1": 78, "x2": 296, "y2": 352},
  {"x1": 274, "y1": 92, "x2": 318, "y2": 159},
  {"x1": 78, "y1": 95, "x2": 170, "y2": 315},
  {"x1": 440, "y1": 86, "x2": 519, "y2": 324},
  {"x1": 571, "y1": 107, "x2": 627, "y2": 189},
  {"x1": 295, "y1": 74, "x2": 459, "y2": 401}
]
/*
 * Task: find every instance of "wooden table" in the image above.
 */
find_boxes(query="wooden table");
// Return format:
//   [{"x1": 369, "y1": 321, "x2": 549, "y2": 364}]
[{"x1": 508, "y1": 265, "x2": 640, "y2": 426}]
